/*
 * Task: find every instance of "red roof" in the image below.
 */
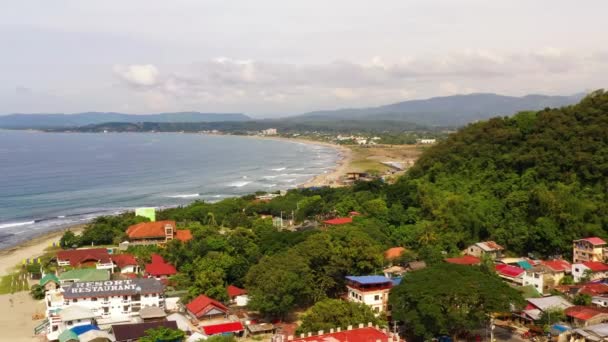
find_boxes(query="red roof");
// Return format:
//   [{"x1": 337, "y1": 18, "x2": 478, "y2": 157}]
[
  {"x1": 227, "y1": 285, "x2": 247, "y2": 298},
  {"x1": 495, "y1": 264, "x2": 525, "y2": 277},
  {"x1": 580, "y1": 237, "x2": 607, "y2": 246},
  {"x1": 57, "y1": 248, "x2": 110, "y2": 267},
  {"x1": 202, "y1": 321, "x2": 244, "y2": 335},
  {"x1": 323, "y1": 217, "x2": 353, "y2": 225},
  {"x1": 126, "y1": 220, "x2": 176, "y2": 240},
  {"x1": 145, "y1": 254, "x2": 177, "y2": 277},
  {"x1": 583, "y1": 261, "x2": 608, "y2": 272},
  {"x1": 292, "y1": 327, "x2": 395, "y2": 342},
  {"x1": 186, "y1": 294, "x2": 228, "y2": 319},
  {"x1": 565, "y1": 306, "x2": 608, "y2": 321},
  {"x1": 542, "y1": 259, "x2": 571, "y2": 272},
  {"x1": 384, "y1": 247, "x2": 406, "y2": 260},
  {"x1": 112, "y1": 254, "x2": 138, "y2": 269},
  {"x1": 444, "y1": 255, "x2": 481, "y2": 265},
  {"x1": 580, "y1": 283, "x2": 608, "y2": 296},
  {"x1": 175, "y1": 230, "x2": 193, "y2": 242}
]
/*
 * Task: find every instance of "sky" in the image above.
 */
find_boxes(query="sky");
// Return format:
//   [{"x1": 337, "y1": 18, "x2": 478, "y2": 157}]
[{"x1": 1, "y1": 0, "x2": 607, "y2": 117}]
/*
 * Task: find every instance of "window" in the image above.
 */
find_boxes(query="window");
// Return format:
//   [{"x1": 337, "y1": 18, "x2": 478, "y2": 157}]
[
  {"x1": 67, "y1": 321, "x2": 73, "y2": 326},
  {"x1": 374, "y1": 307, "x2": 380, "y2": 313},
  {"x1": 374, "y1": 295, "x2": 380, "y2": 301},
  {"x1": 72, "y1": 299, "x2": 78, "y2": 303},
  {"x1": 575, "y1": 268, "x2": 580, "y2": 272},
  {"x1": 91, "y1": 298, "x2": 97, "y2": 302}
]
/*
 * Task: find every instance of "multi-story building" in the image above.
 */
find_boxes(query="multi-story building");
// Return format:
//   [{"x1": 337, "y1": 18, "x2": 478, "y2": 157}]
[
  {"x1": 345, "y1": 275, "x2": 393, "y2": 314},
  {"x1": 573, "y1": 237, "x2": 607, "y2": 264},
  {"x1": 44, "y1": 278, "x2": 165, "y2": 339},
  {"x1": 126, "y1": 220, "x2": 192, "y2": 245},
  {"x1": 572, "y1": 262, "x2": 608, "y2": 282},
  {"x1": 522, "y1": 259, "x2": 571, "y2": 295}
]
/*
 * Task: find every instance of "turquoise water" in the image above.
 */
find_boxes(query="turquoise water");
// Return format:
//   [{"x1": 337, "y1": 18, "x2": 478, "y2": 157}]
[{"x1": 0, "y1": 130, "x2": 339, "y2": 249}]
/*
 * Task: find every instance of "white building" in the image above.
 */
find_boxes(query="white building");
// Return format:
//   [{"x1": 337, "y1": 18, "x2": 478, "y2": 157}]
[
  {"x1": 261, "y1": 128, "x2": 278, "y2": 135},
  {"x1": 572, "y1": 262, "x2": 608, "y2": 282},
  {"x1": 44, "y1": 278, "x2": 165, "y2": 339},
  {"x1": 416, "y1": 139, "x2": 436, "y2": 144},
  {"x1": 345, "y1": 275, "x2": 394, "y2": 314}
]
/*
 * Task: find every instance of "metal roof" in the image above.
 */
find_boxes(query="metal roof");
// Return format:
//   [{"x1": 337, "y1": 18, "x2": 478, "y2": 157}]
[{"x1": 345, "y1": 275, "x2": 392, "y2": 285}]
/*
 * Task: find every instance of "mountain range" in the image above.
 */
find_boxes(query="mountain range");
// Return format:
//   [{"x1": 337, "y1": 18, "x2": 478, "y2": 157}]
[
  {"x1": 292, "y1": 93, "x2": 585, "y2": 126},
  {"x1": 0, "y1": 92, "x2": 586, "y2": 129},
  {"x1": 0, "y1": 112, "x2": 250, "y2": 128}
]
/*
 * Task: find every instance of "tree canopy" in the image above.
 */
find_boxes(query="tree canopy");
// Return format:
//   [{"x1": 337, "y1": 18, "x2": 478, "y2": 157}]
[{"x1": 297, "y1": 299, "x2": 386, "y2": 334}]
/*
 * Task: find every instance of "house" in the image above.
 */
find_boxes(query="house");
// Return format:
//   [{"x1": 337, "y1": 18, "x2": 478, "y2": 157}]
[
  {"x1": 46, "y1": 306, "x2": 97, "y2": 341},
  {"x1": 126, "y1": 220, "x2": 192, "y2": 245},
  {"x1": 58, "y1": 325, "x2": 114, "y2": 342},
  {"x1": 288, "y1": 325, "x2": 401, "y2": 342},
  {"x1": 495, "y1": 264, "x2": 525, "y2": 285},
  {"x1": 565, "y1": 306, "x2": 608, "y2": 327},
  {"x1": 186, "y1": 294, "x2": 229, "y2": 320},
  {"x1": 521, "y1": 296, "x2": 574, "y2": 321},
  {"x1": 56, "y1": 248, "x2": 113, "y2": 270},
  {"x1": 570, "y1": 323, "x2": 608, "y2": 342},
  {"x1": 40, "y1": 273, "x2": 60, "y2": 291},
  {"x1": 201, "y1": 321, "x2": 245, "y2": 337},
  {"x1": 444, "y1": 255, "x2": 481, "y2": 265},
  {"x1": 345, "y1": 172, "x2": 369, "y2": 181},
  {"x1": 573, "y1": 262, "x2": 608, "y2": 282},
  {"x1": 464, "y1": 241, "x2": 504, "y2": 259},
  {"x1": 345, "y1": 276, "x2": 393, "y2": 314},
  {"x1": 523, "y1": 260, "x2": 572, "y2": 295},
  {"x1": 139, "y1": 305, "x2": 167, "y2": 322},
  {"x1": 383, "y1": 266, "x2": 407, "y2": 279},
  {"x1": 323, "y1": 217, "x2": 353, "y2": 226},
  {"x1": 574, "y1": 237, "x2": 607, "y2": 264},
  {"x1": 144, "y1": 254, "x2": 177, "y2": 280},
  {"x1": 112, "y1": 321, "x2": 178, "y2": 342},
  {"x1": 59, "y1": 269, "x2": 110, "y2": 286},
  {"x1": 111, "y1": 254, "x2": 139, "y2": 274},
  {"x1": 44, "y1": 278, "x2": 166, "y2": 337},
  {"x1": 261, "y1": 128, "x2": 278, "y2": 136},
  {"x1": 227, "y1": 285, "x2": 249, "y2": 307}
]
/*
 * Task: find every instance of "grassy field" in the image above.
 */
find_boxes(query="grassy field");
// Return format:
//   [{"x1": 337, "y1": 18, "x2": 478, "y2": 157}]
[
  {"x1": 347, "y1": 144, "x2": 427, "y2": 173},
  {"x1": 0, "y1": 272, "x2": 29, "y2": 294}
]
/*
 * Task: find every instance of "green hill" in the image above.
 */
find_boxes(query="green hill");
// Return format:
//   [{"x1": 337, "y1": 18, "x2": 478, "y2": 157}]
[{"x1": 388, "y1": 90, "x2": 608, "y2": 257}]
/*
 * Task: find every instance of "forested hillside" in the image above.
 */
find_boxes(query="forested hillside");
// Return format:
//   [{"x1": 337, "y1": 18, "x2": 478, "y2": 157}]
[{"x1": 390, "y1": 89, "x2": 608, "y2": 256}]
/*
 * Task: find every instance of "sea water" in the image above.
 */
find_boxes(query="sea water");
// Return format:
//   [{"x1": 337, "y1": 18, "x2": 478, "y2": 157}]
[{"x1": 0, "y1": 130, "x2": 339, "y2": 249}]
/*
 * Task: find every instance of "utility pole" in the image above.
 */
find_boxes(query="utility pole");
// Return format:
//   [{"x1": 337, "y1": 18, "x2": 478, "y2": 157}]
[{"x1": 490, "y1": 316, "x2": 495, "y2": 342}]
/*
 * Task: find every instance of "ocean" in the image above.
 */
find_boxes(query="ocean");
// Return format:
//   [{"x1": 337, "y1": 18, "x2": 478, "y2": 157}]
[{"x1": 0, "y1": 130, "x2": 339, "y2": 249}]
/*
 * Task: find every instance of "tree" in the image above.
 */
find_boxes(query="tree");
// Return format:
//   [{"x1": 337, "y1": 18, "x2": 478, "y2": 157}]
[
  {"x1": 297, "y1": 299, "x2": 386, "y2": 334},
  {"x1": 29, "y1": 284, "x2": 45, "y2": 300},
  {"x1": 139, "y1": 326, "x2": 185, "y2": 342},
  {"x1": 390, "y1": 263, "x2": 523, "y2": 341},
  {"x1": 59, "y1": 231, "x2": 79, "y2": 249},
  {"x1": 573, "y1": 293, "x2": 592, "y2": 306}
]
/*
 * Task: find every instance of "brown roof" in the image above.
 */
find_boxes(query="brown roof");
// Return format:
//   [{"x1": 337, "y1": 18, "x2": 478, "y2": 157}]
[
  {"x1": 175, "y1": 229, "x2": 193, "y2": 242},
  {"x1": 126, "y1": 220, "x2": 175, "y2": 239},
  {"x1": 112, "y1": 321, "x2": 177, "y2": 341},
  {"x1": 384, "y1": 247, "x2": 406, "y2": 260}
]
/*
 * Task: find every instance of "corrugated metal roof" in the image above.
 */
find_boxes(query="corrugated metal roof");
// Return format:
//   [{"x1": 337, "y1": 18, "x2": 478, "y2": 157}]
[{"x1": 345, "y1": 275, "x2": 392, "y2": 285}]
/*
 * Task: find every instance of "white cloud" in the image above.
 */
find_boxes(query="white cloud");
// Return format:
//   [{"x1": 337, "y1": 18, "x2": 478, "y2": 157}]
[{"x1": 113, "y1": 64, "x2": 159, "y2": 87}]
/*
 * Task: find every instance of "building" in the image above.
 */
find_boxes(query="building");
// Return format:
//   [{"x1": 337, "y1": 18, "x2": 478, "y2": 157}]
[
  {"x1": 287, "y1": 325, "x2": 400, "y2": 342},
  {"x1": 573, "y1": 262, "x2": 608, "y2": 282},
  {"x1": 495, "y1": 264, "x2": 525, "y2": 285},
  {"x1": 186, "y1": 294, "x2": 229, "y2": 320},
  {"x1": 322, "y1": 217, "x2": 353, "y2": 226},
  {"x1": 464, "y1": 241, "x2": 504, "y2": 259},
  {"x1": 227, "y1": 285, "x2": 249, "y2": 307},
  {"x1": 574, "y1": 238, "x2": 608, "y2": 264},
  {"x1": 570, "y1": 323, "x2": 608, "y2": 342},
  {"x1": 444, "y1": 255, "x2": 481, "y2": 265},
  {"x1": 565, "y1": 306, "x2": 608, "y2": 327},
  {"x1": 144, "y1": 254, "x2": 177, "y2": 280},
  {"x1": 46, "y1": 306, "x2": 97, "y2": 341},
  {"x1": 44, "y1": 278, "x2": 166, "y2": 337},
  {"x1": 416, "y1": 139, "x2": 437, "y2": 145},
  {"x1": 111, "y1": 254, "x2": 139, "y2": 274},
  {"x1": 521, "y1": 296, "x2": 574, "y2": 321},
  {"x1": 202, "y1": 321, "x2": 245, "y2": 337},
  {"x1": 345, "y1": 276, "x2": 393, "y2": 314},
  {"x1": 126, "y1": 220, "x2": 192, "y2": 245},
  {"x1": 523, "y1": 260, "x2": 572, "y2": 295},
  {"x1": 261, "y1": 128, "x2": 278, "y2": 135},
  {"x1": 40, "y1": 274, "x2": 60, "y2": 291},
  {"x1": 112, "y1": 321, "x2": 178, "y2": 342},
  {"x1": 56, "y1": 248, "x2": 114, "y2": 270}
]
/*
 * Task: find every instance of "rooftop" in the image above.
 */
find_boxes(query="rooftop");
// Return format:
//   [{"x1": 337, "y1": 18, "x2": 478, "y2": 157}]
[
  {"x1": 139, "y1": 305, "x2": 167, "y2": 319},
  {"x1": 227, "y1": 285, "x2": 247, "y2": 298},
  {"x1": 59, "y1": 268, "x2": 110, "y2": 282},
  {"x1": 323, "y1": 217, "x2": 353, "y2": 225},
  {"x1": 444, "y1": 255, "x2": 481, "y2": 265},
  {"x1": 145, "y1": 253, "x2": 177, "y2": 276},
  {"x1": 292, "y1": 326, "x2": 397, "y2": 342},
  {"x1": 583, "y1": 261, "x2": 608, "y2": 272},
  {"x1": 63, "y1": 278, "x2": 164, "y2": 299},
  {"x1": 495, "y1": 264, "x2": 525, "y2": 278},
  {"x1": 40, "y1": 273, "x2": 60, "y2": 286},
  {"x1": 566, "y1": 306, "x2": 608, "y2": 321},
  {"x1": 57, "y1": 248, "x2": 110, "y2": 267},
  {"x1": 526, "y1": 296, "x2": 573, "y2": 311},
  {"x1": 542, "y1": 259, "x2": 571, "y2": 272},
  {"x1": 384, "y1": 247, "x2": 405, "y2": 260},
  {"x1": 577, "y1": 237, "x2": 607, "y2": 246},
  {"x1": 112, "y1": 321, "x2": 177, "y2": 341},
  {"x1": 59, "y1": 305, "x2": 96, "y2": 321},
  {"x1": 475, "y1": 241, "x2": 504, "y2": 252},
  {"x1": 345, "y1": 275, "x2": 393, "y2": 286},
  {"x1": 111, "y1": 254, "x2": 138, "y2": 268},
  {"x1": 202, "y1": 321, "x2": 244, "y2": 335},
  {"x1": 186, "y1": 294, "x2": 229, "y2": 318}
]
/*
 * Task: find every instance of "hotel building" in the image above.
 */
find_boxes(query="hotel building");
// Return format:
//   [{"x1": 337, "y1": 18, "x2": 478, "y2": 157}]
[{"x1": 345, "y1": 275, "x2": 394, "y2": 314}]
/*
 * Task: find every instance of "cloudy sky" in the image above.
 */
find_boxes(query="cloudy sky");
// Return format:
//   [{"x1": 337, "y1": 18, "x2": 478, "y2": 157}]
[{"x1": 1, "y1": 1, "x2": 607, "y2": 117}]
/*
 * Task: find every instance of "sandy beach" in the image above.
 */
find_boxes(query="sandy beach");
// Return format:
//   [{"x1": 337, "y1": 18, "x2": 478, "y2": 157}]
[
  {"x1": 0, "y1": 291, "x2": 46, "y2": 342},
  {"x1": 0, "y1": 225, "x2": 84, "y2": 277}
]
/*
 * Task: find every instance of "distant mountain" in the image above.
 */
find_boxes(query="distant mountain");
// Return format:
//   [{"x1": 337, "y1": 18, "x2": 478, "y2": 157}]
[
  {"x1": 0, "y1": 112, "x2": 251, "y2": 128},
  {"x1": 293, "y1": 93, "x2": 585, "y2": 127}
]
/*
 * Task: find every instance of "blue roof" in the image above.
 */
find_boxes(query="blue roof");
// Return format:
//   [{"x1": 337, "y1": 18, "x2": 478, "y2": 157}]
[
  {"x1": 391, "y1": 277, "x2": 403, "y2": 286},
  {"x1": 517, "y1": 261, "x2": 533, "y2": 270},
  {"x1": 345, "y1": 275, "x2": 392, "y2": 285},
  {"x1": 71, "y1": 324, "x2": 99, "y2": 335}
]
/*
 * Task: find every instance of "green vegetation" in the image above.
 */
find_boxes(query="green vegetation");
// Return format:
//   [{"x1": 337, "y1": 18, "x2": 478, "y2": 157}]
[
  {"x1": 389, "y1": 264, "x2": 523, "y2": 340},
  {"x1": 0, "y1": 272, "x2": 29, "y2": 294},
  {"x1": 297, "y1": 299, "x2": 386, "y2": 334},
  {"x1": 139, "y1": 326, "x2": 185, "y2": 342}
]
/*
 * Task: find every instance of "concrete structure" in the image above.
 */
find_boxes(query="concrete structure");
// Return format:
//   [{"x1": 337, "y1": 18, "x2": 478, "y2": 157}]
[
  {"x1": 345, "y1": 276, "x2": 393, "y2": 314},
  {"x1": 573, "y1": 262, "x2": 608, "y2": 282},
  {"x1": 44, "y1": 278, "x2": 165, "y2": 338},
  {"x1": 464, "y1": 241, "x2": 504, "y2": 259},
  {"x1": 522, "y1": 260, "x2": 571, "y2": 295},
  {"x1": 570, "y1": 323, "x2": 608, "y2": 342},
  {"x1": 287, "y1": 325, "x2": 401, "y2": 342},
  {"x1": 126, "y1": 220, "x2": 192, "y2": 245},
  {"x1": 46, "y1": 306, "x2": 97, "y2": 341},
  {"x1": 227, "y1": 285, "x2": 249, "y2": 307},
  {"x1": 573, "y1": 237, "x2": 607, "y2": 264}
]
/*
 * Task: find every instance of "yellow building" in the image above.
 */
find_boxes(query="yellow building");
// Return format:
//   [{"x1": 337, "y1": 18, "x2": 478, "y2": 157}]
[{"x1": 573, "y1": 237, "x2": 607, "y2": 264}]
